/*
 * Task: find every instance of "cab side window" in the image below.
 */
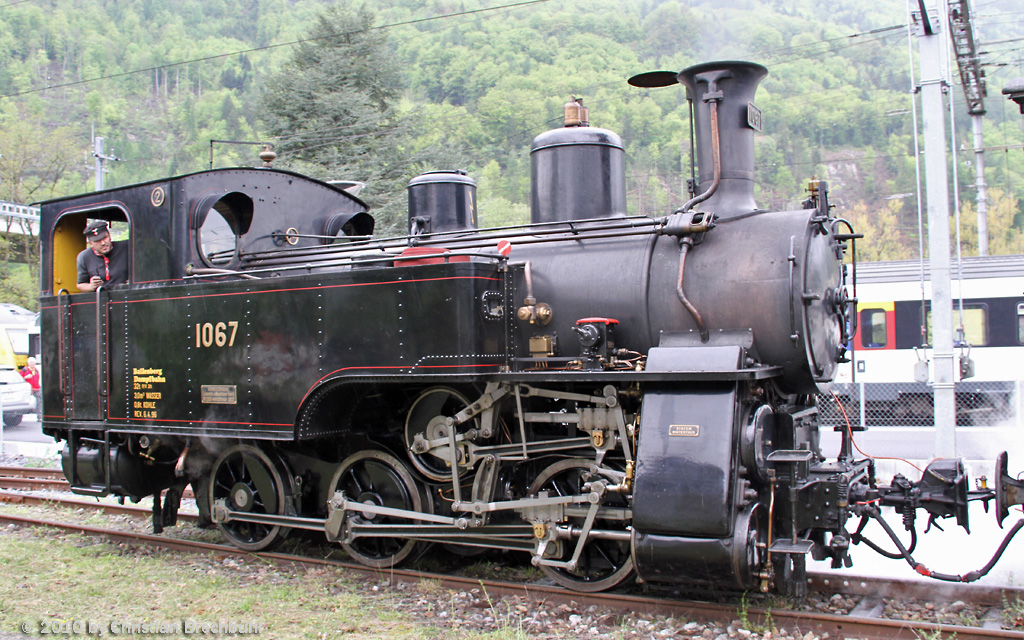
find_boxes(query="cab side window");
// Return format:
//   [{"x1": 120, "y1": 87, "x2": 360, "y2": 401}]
[{"x1": 52, "y1": 209, "x2": 131, "y2": 294}]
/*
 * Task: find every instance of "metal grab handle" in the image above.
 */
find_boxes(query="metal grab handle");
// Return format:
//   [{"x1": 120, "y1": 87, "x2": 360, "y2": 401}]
[
  {"x1": 95, "y1": 286, "x2": 108, "y2": 399},
  {"x1": 787, "y1": 236, "x2": 799, "y2": 343},
  {"x1": 56, "y1": 289, "x2": 71, "y2": 397}
]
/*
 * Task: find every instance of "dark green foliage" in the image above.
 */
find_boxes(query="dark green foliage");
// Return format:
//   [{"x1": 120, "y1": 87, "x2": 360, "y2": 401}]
[
  {"x1": 0, "y1": 0, "x2": 1021, "y2": 259},
  {"x1": 261, "y1": 4, "x2": 471, "y2": 233}
]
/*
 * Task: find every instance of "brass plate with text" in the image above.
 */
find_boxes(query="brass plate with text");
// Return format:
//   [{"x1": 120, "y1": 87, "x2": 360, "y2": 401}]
[
  {"x1": 669, "y1": 424, "x2": 700, "y2": 437},
  {"x1": 201, "y1": 385, "x2": 237, "y2": 405}
]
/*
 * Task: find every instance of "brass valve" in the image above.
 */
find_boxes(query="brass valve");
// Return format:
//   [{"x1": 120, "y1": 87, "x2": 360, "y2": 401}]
[
  {"x1": 517, "y1": 298, "x2": 553, "y2": 325},
  {"x1": 516, "y1": 261, "x2": 552, "y2": 325}
]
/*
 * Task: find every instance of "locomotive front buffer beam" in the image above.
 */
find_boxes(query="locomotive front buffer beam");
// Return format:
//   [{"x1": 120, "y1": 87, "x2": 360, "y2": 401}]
[{"x1": 768, "y1": 449, "x2": 1024, "y2": 586}]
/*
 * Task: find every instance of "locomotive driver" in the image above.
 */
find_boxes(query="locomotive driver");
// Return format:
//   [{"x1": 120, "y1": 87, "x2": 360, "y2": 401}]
[{"x1": 77, "y1": 220, "x2": 129, "y2": 291}]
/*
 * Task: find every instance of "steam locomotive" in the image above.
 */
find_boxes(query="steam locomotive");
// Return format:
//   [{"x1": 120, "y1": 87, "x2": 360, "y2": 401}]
[{"x1": 38, "y1": 60, "x2": 1023, "y2": 595}]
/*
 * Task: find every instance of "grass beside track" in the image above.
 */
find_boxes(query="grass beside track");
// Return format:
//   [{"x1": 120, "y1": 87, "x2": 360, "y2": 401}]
[{"x1": 0, "y1": 522, "x2": 504, "y2": 640}]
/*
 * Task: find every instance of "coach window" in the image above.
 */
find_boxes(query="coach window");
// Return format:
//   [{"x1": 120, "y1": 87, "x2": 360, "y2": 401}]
[
  {"x1": 926, "y1": 304, "x2": 989, "y2": 346},
  {"x1": 962, "y1": 305, "x2": 989, "y2": 345},
  {"x1": 859, "y1": 308, "x2": 887, "y2": 348},
  {"x1": 1017, "y1": 303, "x2": 1024, "y2": 344}
]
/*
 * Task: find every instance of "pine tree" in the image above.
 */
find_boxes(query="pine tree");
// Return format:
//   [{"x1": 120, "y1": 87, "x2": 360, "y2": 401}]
[{"x1": 262, "y1": 4, "x2": 412, "y2": 232}]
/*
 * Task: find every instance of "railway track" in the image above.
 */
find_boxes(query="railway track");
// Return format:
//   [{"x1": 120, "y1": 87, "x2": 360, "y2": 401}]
[
  {"x1": 0, "y1": 488, "x2": 199, "y2": 521},
  {"x1": 0, "y1": 466, "x2": 65, "y2": 478},
  {"x1": 0, "y1": 482, "x2": 1021, "y2": 640},
  {"x1": 0, "y1": 465, "x2": 194, "y2": 497},
  {"x1": 0, "y1": 465, "x2": 70, "y2": 491}
]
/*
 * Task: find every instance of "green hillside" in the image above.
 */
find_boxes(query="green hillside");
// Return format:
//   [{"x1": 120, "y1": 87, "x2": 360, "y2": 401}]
[{"x1": 1, "y1": 0, "x2": 1022, "y2": 259}]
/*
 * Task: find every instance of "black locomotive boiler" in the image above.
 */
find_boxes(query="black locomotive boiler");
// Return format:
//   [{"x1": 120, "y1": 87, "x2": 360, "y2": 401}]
[{"x1": 38, "y1": 60, "x2": 1023, "y2": 595}]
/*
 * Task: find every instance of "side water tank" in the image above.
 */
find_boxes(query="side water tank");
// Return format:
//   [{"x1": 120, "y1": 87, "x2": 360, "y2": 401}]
[
  {"x1": 530, "y1": 99, "x2": 626, "y2": 224},
  {"x1": 407, "y1": 170, "x2": 477, "y2": 235}
]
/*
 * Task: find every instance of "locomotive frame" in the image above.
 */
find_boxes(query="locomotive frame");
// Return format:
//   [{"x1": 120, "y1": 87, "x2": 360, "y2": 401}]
[{"x1": 37, "y1": 60, "x2": 1023, "y2": 596}]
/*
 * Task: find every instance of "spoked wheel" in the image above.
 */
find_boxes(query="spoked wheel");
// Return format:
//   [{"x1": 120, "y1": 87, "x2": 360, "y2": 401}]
[
  {"x1": 404, "y1": 386, "x2": 477, "y2": 481},
  {"x1": 209, "y1": 444, "x2": 291, "y2": 551},
  {"x1": 733, "y1": 503, "x2": 770, "y2": 591},
  {"x1": 528, "y1": 458, "x2": 635, "y2": 592},
  {"x1": 330, "y1": 450, "x2": 428, "y2": 568}
]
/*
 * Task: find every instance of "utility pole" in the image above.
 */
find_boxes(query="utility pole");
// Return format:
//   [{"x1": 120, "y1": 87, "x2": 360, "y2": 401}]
[
  {"x1": 947, "y1": 0, "x2": 988, "y2": 255},
  {"x1": 93, "y1": 136, "x2": 120, "y2": 191},
  {"x1": 913, "y1": 0, "x2": 957, "y2": 458}
]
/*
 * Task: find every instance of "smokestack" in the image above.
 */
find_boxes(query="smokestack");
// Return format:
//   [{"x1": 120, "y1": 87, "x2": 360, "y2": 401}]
[{"x1": 677, "y1": 61, "x2": 767, "y2": 217}]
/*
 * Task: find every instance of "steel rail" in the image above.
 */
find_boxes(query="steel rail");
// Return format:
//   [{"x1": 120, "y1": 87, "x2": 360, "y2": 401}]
[
  {"x1": 3, "y1": 469, "x2": 1022, "y2": 612},
  {"x1": 0, "y1": 469, "x2": 195, "y2": 498},
  {"x1": 4, "y1": 484, "x2": 1019, "y2": 609},
  {"x1": 0, "y1": 489, "x2": 198, "y2": 522},
  {"x1": 0, "y1": 509, "x2": 1020, "y2": 640},
  {"x1": 0, "y1": 476, "x2": 72, "y2": 491},
  {"x1": 0, "y1": 466, "x2": 65, "y2": 479}
]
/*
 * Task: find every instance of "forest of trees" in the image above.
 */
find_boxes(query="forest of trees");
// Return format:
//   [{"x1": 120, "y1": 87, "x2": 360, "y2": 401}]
[{"x1": 0, "y1": 0, "x2": 1022, "y2": 307}]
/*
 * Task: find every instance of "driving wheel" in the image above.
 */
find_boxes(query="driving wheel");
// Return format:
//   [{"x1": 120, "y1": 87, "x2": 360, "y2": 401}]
[
  {"x1": 209, "y1": 444, "x2": 291, "y2": 551},
  {"x1": 330, "y1": 449, "x2": 428, "y2": 568},
  {"x1": 528, "y1": 458, "x2": 635, "y2": 592},
  {"x1": 404, "y1": 386, "x2": 478, "y2": 481}
]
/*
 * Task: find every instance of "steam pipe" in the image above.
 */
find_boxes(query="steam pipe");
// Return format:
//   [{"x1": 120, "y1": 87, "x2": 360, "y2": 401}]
[
  {"x1": 523, "y1": 260, "x2": 535, "y2": 304},
  {"x1": 678, "y1": 100, "x2": 722, "y2": 214},
  {"x1": 676, "y1": 238, "x2": 708, "y2": 342},
  {"x1": 674, "y1": 98, "x2": 722, "y2": 343},
  {"x1": 186, "y1": 265, "x2": 261, "y2": 280}
]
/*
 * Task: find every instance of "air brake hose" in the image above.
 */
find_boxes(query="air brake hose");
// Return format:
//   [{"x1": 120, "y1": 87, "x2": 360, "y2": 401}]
[
  {"x1": 851, "y1": 513, "x2": 917, "y2": 559},
  {"x1": 867, "y1": 507, "x2": 1024, "y2": 583}
]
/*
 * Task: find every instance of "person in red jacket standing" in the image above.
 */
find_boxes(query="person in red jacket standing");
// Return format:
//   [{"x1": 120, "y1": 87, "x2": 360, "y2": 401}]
[{"x1": 20, "y1": 356, "x2": 41, "y2": 415}]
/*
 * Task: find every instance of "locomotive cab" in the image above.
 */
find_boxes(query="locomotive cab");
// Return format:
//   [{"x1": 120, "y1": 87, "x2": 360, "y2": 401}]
[{"x1": 38, "y1": 168, "x2": 373, "y2": 495}]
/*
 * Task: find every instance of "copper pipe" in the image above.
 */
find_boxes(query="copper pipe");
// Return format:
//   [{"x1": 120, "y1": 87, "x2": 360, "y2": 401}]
[
  {"x1": 674, "y1": 100, "x2": 721, "y2": 343},
  {"x1": 678, "y1": 101, "x2": 722, "y2": 214},
  {"x1": 676, "y1": 237, "x2": 708, "y2": 342}
]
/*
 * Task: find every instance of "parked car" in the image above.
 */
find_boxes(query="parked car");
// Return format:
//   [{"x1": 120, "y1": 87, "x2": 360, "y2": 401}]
[{"x1": 0, "y1": 366, "x2": 35, "y2": 426}]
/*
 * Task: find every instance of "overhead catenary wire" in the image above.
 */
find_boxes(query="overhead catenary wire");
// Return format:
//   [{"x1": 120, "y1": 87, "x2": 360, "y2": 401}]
[{"x1": 754, "y1": 23, "x2": 907, "y2": 59}]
